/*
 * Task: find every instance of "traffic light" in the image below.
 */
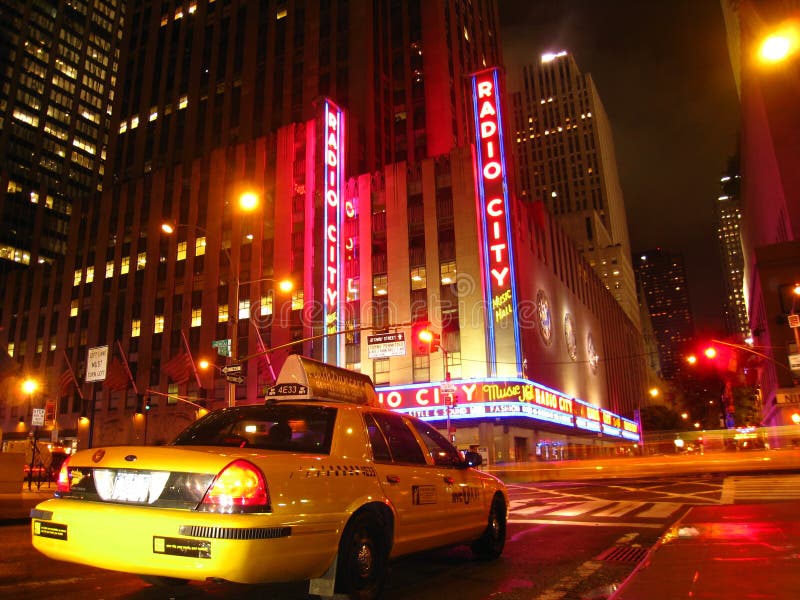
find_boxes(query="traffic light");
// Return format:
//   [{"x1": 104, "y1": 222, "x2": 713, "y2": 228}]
[
  {"x1": 417, "y1": 328, "x2": 441, "y2": 354},
  {"x1": 145, "y1": 396, "x2": 151, "y2": 411}
]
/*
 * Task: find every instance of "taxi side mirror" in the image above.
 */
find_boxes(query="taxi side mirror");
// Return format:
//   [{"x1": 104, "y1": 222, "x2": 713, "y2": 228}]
[{"x1": 463, "y1": 451, "x2": 482, "y2": 468}]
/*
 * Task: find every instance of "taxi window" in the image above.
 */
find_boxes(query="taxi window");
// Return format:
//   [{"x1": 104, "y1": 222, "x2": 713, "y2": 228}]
[
  {"x1": 367, "y1": 412, "x2": 426, "y2": 465},
  {"x1": 173, "y1": 404, "x2": 337, "y2": 454},
  {"x1": 364, "y1": 413, "x2": 392, "y2": 462},
  {"x1": 409, "y1": 419, "x2": 463, "y2": 467}
]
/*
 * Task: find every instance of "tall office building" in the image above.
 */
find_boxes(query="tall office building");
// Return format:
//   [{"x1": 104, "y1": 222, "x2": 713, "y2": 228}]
[
  {"x1": 0, "y1": 0, "x2": 124, "y2": 270},
  {"x1": 1, "y1": 1, "x2": 646, "y2": 459},
  {"x1": 634, "y1": 249, "x2": 695, "y2": 380},
  {"x1": 715, "y1": 155, "x2": 748, "y2": 338},
  {"x1": 722, "y1": 0, "x2": 800, "y2": 430},
  {"x1": 510, "y1": 51, "x2": 639, "y2": 327}
]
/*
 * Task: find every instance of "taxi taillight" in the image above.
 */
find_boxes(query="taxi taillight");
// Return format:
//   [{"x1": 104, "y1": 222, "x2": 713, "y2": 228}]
[
  {"x1": 56, "y1": 457, "x2": 71, "y2": 493},
  {"x1": 200, "y1": 459, "x2": 269, "y2": 512}
]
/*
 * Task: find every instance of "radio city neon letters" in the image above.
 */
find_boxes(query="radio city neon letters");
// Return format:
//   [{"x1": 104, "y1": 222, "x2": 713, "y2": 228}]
[{"x1": 322, "y1": 99, "x2": 344, "y2": 364}]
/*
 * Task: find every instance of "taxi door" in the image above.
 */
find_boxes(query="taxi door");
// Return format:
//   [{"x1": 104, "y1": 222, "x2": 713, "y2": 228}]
[
  {"x1": 364, "y1": 412, "x2": 451, "y2": 556},
  {"x1": 407, "y1": 418, "x2": 486, "y2": 541}
]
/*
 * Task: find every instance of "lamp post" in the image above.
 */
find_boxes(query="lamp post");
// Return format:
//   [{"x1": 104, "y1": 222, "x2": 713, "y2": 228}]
[{"x1": 22, "y1": 378, "x2": 40, "y2": 490}]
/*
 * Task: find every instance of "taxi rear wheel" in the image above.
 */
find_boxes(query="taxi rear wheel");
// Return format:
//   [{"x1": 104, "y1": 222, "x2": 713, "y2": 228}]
[
  {"x1": 335, "y1": 512, "x2": 388, "y2": 599},
  {"x1": 471, "y1": 495, "x2": 506, "y2": 560}
]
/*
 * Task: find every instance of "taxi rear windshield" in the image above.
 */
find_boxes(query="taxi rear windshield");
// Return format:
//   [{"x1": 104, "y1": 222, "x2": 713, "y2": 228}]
[{"x1": 172, "y1": 404, "x2": 337, "y2": 454}]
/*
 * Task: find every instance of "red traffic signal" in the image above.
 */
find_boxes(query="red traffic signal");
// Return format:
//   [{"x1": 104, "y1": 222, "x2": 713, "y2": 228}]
[{"x1": 418, "y1": 328, "x2": 441, "y2": 353}]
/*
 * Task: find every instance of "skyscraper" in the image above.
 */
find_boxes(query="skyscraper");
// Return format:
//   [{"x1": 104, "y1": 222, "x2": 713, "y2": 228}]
[
  {"x1": 634, "y1": 249, "x2": 695, "y2": 380},
  {"x1": 510, "y1": 51, "x2": 639, "y2": 327},
  {"x1": 1, "y1": 1, "x2": 646, "y2": 458},
  {"x1": 715, "y1": 155, "x2": 748, "y2": 338},
  {"x1": 0, "y1": 0, "x2": 124, "y2": 270}
]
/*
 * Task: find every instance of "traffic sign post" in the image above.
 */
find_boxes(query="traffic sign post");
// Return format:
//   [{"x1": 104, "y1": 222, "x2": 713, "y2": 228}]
[
  {"x1": 221, "y1": 364, "x2": 242, "y2": 375},
  {"x1": 212, "y1": 339, "x2": 232, "y2": 357},
  {"x1": 225, "y1": 374, "x2": 245, "y2": 385}
]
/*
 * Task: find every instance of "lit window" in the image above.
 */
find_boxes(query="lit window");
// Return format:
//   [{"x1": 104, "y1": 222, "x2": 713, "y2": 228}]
[
  {"x1": 154, "y1": 315, "x2": 165, "y2": 334},
  {"x1": 13, "y1": 109, "x2": 38, "y2": 127},
  {"x1": 73, "y1": 269, "x2": 82, "y2": 286},
  {"x1": 373, "y1": 275, "x2": 388, "y2": 296},
  {"x1": 130, "y1": 115, "x2": 139, "y2": 129},
  {"x1": 30, "y1": 191, "x2": 39, "y2": 204},
  {"x1": 277, "y1": 7, "x2": 287, "y2": 19},
  {"x1": 120, "y1": 256, "x2": 130, "y2": 275},
  {"x1": 260, "y1": 294, "x2": 273, "y2": 316},
  {"x1": 7, "y1": 343, "x2": 14, "y2": 358},
  {"x1": 149, "y1": 108, "x2": 158, "y2": 122},
  {"x1": 218, "y1": 304, "x2": 229, "y2": 323},
  {"x1": 86, "y1": 266, "x2": 94, "y2": 283},
  {"x1": 177, "y1": 241, "x2": 187, "y2": 261},
  {"x1": 7, "y1": 180, "x2": 22, "y2": 193},
  {"x1": 137, "y1": 252, "x2": 147, "y2": 270},
  {"x1": 132, "y1": 319, "x2": 141, "y2": 337},
  {"x1": 70, "y1": 300, "x2": 79, "y2": 317},
  {"x1": 463, "y1": 26, "x2": 469, "y2": 41},
  {"x1": 292, "y1": 290, "x2": 304, "y2": 311},
  {"x1": 239, "y1": 299, "x2": 250, "y2": 320},
  {"x1": 191, "y1": 308, "x2": 202, "y2": 327},
  {"x1": 411, "y1": 267, "x2": 426, "y2": 290},
  {"x1": 195, "y1": 236, "x2": 206, "y2": 256},
  {"x1": 119, "y1": 121, "x2": 127, "y2": 133},
  {"x1": 440, "y1": 261, "x2": 457, "y2": 285},
  {"x1": 105, "y1": 261, "x2": 114, "y2": 278},
  {"x1": 178, "y1": 95, "x2": 188, "y2": 109}
]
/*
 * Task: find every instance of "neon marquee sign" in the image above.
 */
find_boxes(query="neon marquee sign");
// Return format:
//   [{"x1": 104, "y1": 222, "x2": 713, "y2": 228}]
[
  {"x1": 470, "y1": 67, "x2": 522, "y2": 375},
  {"x1": 377, "y1": 377, "x2": 640, "y2": 441},
  {"x1": 322, "y1": 99, "x2": 344, "y2": 365}
]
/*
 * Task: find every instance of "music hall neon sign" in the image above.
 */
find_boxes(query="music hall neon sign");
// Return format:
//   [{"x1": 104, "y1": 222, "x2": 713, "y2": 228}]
[
  {"x1": 322, "y1": 99, "x2": 344, "y2": 365},
  {"x1": 470, "y1": 68, "x2": 522, "y2": 375},
  {"x1": 376, "y1": 378, "x2": 640, "y2": 441}
]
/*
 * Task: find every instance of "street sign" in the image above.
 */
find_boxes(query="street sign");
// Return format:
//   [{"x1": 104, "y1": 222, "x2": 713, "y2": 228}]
[
  {"x1": 440, "y1": 381, "x2": 456, "y2": 394},
  {"x1": 85, "y1": 345, "x2": 109, "y2": 382},
  {"x1": 31, "y1": 408, "x2": 45, "y2": 427},
  {"x1": 789, "y1": 353, "x2": 800, "y2": 373},
  {"x1": 788, "y1": 314, "x2": 800, "y2": 328},
  {"x1": 212, "y1": 339, "x2": 232, "y2": 357},
  {"x1": 367, "y1": 332, "x2": 406, "y2": 359},
  {"x1": 222, "y1": 364, "x2": 242, "y2": 374},
  {"x1": 225, "y1": 375, "x2": 245, "y2": 385}
]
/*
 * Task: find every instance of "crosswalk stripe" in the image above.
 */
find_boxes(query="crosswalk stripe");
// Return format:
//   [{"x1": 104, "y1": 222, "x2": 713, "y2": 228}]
[
  {"x1": 546, "y1": 500, "x2": 611, "y2": 517},
  {"x1": 592, "y1": 501, "x2": 642, "y2": 517},
  {"x1": 513, "y1": 504, "x2": 554, "y2": 516},
  {"x1": 636, "y1": 502, "x2": 682, "y2": 518},
  {"x1": 722, "y1": 475, "x2": 800, "y2": 503}
]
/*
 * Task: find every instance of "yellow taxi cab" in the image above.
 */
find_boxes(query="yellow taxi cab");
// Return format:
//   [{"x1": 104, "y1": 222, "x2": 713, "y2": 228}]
[{"x1": 31, "y1": 356, "x2": 508, "y2": 599}]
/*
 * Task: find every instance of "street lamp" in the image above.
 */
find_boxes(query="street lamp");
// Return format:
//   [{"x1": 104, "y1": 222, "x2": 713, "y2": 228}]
[
  {"x1": 161, "y1": 209, "x2": 295, "y2": 406},
  {"x1": 21, "y1": 378, "x2": 41, "y2": 490},
  {"x1": 757, "y1": 26, "x2": 798, "y2": 64}
]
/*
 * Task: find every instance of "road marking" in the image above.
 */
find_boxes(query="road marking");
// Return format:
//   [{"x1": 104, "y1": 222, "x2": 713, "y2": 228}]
[
  {"x1": 512, "y1": 504, "x2": 554, "y2": 516},
  {"x1": 592, "y1": 501, "x2": 643, "y2": 517},
  {"x1": 508, "y1": 517, "x2": 663, "y2": 529},
  {"x1": 635, "y1": 502, "x2": 682, "y2": 518},
  {"x1": 721, "y1": 475, "x2": 800, "y2": 503},
  {"x1": 546, "y1": 500, "x2": 611, "y2": 517}
]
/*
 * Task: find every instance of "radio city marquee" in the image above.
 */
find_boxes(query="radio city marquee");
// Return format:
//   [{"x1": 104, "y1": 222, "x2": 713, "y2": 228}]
[
  {"x1": 377, "y1": 378, "x2": 640, "y2": 442},
  {"x1": 471, "y1": 67, "x2": 522, "y2": 376}
]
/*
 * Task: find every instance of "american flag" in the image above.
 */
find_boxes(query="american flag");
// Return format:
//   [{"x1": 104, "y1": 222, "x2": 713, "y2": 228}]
[
  {"x1": 162, "y1": 350, "x2": 194, "y2": 384},
  {"x1": 59, "y1": 369, "x2": 77, "y2": 397},
  {"x1": 103, "y1": 356, "x2": 130, "y2": 392}
]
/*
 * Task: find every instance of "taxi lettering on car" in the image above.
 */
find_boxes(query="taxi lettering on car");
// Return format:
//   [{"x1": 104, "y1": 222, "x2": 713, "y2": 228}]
[{"x1": 31, "y1": 356, "x2": 508, "y2": 599}]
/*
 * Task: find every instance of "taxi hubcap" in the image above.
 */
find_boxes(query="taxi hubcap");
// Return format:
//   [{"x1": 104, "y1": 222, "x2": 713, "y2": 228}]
[{"x1": 356, "y1": 541, "x2": 373, "y2": 578}]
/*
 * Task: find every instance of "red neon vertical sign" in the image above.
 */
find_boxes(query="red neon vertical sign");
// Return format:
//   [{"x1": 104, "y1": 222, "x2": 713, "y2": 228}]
[
  {"x1": 471, "y1": 68, "x2": 522, "y2": 375},
  {"x1": 323, "y1": 99, "x2": 344, "y2": 365}
]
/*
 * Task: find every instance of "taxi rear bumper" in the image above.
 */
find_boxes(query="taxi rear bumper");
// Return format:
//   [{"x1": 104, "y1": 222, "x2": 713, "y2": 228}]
[{"x1": 31, "y1": 498, "x2": 342, "y2": 584}]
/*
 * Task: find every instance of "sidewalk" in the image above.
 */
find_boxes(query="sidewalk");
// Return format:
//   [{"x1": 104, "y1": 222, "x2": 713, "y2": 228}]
[
  {"x1": 611, "y1": 501, "x2": 800, "y2": 599},
  {"x1": 0, "y1": 484, "x2": 56, "y2": 525}
]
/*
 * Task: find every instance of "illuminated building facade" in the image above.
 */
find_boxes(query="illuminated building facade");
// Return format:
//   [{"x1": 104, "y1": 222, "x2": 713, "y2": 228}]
[
  {"x1": 722, "y1": 0, "x2": 800, "y2": 430},
  {"x1": 715, "y1": 156, "x2": 748, "y2": 338},
  {"x1": 510, "y1": 51, "x2": 639, "y2": 328},
  {"x1": 1, "y1": 1, "x2": 645, "y2": 459},
  {"x1": 634, "y1": 249, "x2": 695, "y2": 380},
  {"x1": 0, "y1": 0, "x2": 124, "y2": 271}
]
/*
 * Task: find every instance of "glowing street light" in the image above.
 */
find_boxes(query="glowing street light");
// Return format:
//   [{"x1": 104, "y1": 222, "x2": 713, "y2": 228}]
[{"x1": 758, "y1": 27, "x2": 798, "y2": 63}]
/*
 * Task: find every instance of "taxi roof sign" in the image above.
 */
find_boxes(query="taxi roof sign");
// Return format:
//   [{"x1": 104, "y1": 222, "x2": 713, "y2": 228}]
[{"x1": 265, "y1": 355, "x2": 378, "y2": 406}]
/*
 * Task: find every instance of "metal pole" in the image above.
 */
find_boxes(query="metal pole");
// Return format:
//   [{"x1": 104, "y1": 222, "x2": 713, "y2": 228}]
[
  {"x1": 87, "y1": 384, "x2": 97, "y2": 448},
  {"x1": 227, "y1": 255, "x2": 239, "y2": 408}
]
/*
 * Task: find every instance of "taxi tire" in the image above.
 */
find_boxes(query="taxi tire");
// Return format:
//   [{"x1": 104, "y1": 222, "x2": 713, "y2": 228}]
[
  {"x1": 335, "y1": 512, "x2": 388, "y2": 600},
  {"x1": 471, "y1": 495, "x2": 506, "y2": 560}
]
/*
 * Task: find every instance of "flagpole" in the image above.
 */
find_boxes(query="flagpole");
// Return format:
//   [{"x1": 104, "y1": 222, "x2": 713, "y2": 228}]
[
  {"x1": 62, "y1": 350, "x2": 84, "y2": 401},
  {"x1": 180, "y1": 330, "x2": 202, "y2": 388},
  {"x1": 116, "y1": 340, "x2": 139, "y2": 395},
  {"x1": 252, "y1": 322, "x2": 277, "y2": 382}
]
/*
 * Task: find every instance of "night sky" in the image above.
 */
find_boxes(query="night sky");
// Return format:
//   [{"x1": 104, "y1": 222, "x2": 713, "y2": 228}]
[{"x1": 499, "y1": 0, "x2": 740, "y2": 332}]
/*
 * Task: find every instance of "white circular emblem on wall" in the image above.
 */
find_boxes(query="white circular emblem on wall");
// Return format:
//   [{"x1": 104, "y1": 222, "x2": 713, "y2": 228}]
[
  {"x1": 587, "y1": 332, "x2": 599, "y2": 374},
  {"x1": 537, "y1": 290, "x2": 553, "y2": 346},
  {"x1": 564, "y1": 313, "x2": 577, "y2": 361}
]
